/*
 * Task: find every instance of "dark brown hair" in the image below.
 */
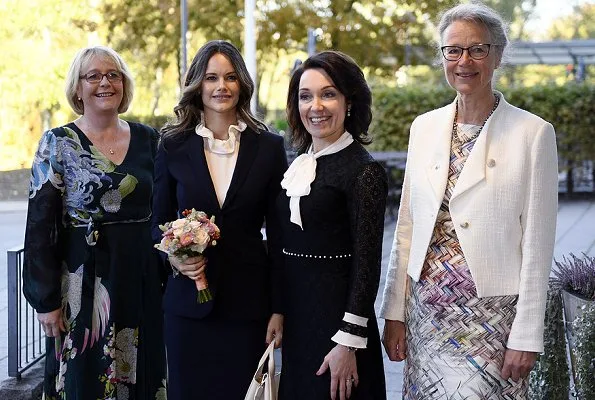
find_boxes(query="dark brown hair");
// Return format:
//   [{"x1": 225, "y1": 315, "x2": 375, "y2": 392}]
[
  {"x1": 286, "y1": 50, "x2": 372, "y2": 154},
  {"x1": 162, "y1": 40, "x2": 266, "y2": 138}
]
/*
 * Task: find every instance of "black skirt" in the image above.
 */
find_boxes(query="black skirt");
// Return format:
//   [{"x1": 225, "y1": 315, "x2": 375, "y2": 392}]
[{"x1": 165, "y1": 312, "x2": 268, "y2": 400}]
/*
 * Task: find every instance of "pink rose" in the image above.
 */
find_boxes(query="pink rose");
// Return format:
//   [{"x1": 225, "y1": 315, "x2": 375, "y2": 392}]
[{"x1": 179, "y1": 232, "x2": 194, "y2": 246}]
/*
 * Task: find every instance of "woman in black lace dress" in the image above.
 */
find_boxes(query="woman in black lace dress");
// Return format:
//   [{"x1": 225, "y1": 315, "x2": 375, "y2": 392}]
[
  {"x1": 23, "y1": 46, "x2": 166, "y2": 399},
  {"x1": 278, "y1": 51, "x2": 387, "y2": 400}
]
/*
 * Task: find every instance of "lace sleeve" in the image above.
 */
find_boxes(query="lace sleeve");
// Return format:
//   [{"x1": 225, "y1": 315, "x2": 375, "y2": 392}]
[
  {"x1": 332, "y1": 161, "x2": 388, "y2": 347},
  {"x1": 23, "y1": 129, "x2": 65, "y2": 313}
]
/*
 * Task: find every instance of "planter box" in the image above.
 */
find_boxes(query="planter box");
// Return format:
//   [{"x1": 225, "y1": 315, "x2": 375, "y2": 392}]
[
  {"x1": 562, "y1": 289, "x2": 592, "y2": 348},
  {"x1": 561, "y1": 288, "x2": 593, "y2": 393}
]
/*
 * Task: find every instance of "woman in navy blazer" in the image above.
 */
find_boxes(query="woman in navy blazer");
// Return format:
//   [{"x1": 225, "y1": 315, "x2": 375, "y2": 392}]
[{"x1": 151, "y1": 40, "x2": 287, "y2": 399}]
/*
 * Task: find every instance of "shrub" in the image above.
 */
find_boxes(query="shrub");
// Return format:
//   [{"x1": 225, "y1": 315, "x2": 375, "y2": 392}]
[
  {"x1": 370, "y1": 84, "x2": 453, "y2": 151},
  {"x1": 370, "y1": 83, "x2": 595, "y2": 193},
  {"x1": 572, "y1": 302, "x2": 595, "y2": 399},
  {"x1": 529, "y1": 288, "x2": 570, "y2": 400}
]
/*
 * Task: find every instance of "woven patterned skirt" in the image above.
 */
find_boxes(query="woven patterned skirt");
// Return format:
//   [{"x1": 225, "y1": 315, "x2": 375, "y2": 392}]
[{"x1": 402, "y1": 240, "x2": 528, "y2": 399}]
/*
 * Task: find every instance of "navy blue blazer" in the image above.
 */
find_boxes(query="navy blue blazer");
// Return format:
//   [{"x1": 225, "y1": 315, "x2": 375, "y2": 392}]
[{"x1": 151, "y1": 126, "x2": 288, "y2": 321}]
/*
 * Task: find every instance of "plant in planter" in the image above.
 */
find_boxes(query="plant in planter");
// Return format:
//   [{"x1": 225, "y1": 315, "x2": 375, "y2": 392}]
[
  {"x1": 529, "y1": 288, "x2": 569, "y2": 400},
  {"x1": 550, "y1": 253, "x2": 595, "y2": 301},
  {"x1": 572, "y1": 302, "x2": 595, "y2": 399},
  {"x1": 550, "y1": 253, "x2": 595, "y2": 399}
]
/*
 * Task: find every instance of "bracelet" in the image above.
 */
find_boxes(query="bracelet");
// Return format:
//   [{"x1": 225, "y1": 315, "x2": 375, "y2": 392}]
[{"x1": 347, "y1": 346, "x2": 358, "y2": 353}]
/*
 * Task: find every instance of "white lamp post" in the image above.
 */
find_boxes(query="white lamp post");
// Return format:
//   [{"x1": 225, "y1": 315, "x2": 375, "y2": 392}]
[
  {"x1": 180, "y1": 0, "x2": 188, "y2": 83},
  {"x1": 244, "y1": 0, "x2": 257, "y2": 114}
]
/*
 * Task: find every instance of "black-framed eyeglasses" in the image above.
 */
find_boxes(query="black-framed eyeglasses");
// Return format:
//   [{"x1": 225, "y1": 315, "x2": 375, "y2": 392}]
[
  {"x1": 79, "y1": 71, "x2": 123, "y2": 84},
  {"x1": 441, "y1": 44, "x2": 493, "y2": 61}
]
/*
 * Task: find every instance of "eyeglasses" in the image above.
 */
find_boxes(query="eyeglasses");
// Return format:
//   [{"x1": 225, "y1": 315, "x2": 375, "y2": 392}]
[
  {"x1": 79, "y1": 71, "x2": 123, "y2": 84},
  {"x1": 441, "y1": 44, "x2": 493, "y2": 61}
]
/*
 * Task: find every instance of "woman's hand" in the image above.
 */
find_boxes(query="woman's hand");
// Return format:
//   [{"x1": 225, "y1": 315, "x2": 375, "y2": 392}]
[
  {"x1": 266, "y1": 313, "x2": 283, "y2": 348},
  {"x1": 501, "y1": 349, "x2": 537, "y2": 382},
  {"x1": 316, "y1": 344, "x2": 359, "y2": 400},
  {"x1": 382, "y1": 319, "x2": 407, "y2": 361},
  {"x1": 169, "y1": 254, "x2": 207, "y2": 281},
  {"x1": 38, "y1": 308, "x2": 65, "y2": 337}
]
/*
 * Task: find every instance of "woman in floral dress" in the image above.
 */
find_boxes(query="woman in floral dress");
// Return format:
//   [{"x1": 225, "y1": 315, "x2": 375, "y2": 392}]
[{"x1": 23, "y1": 46, "x2": 167, "y2": 399}]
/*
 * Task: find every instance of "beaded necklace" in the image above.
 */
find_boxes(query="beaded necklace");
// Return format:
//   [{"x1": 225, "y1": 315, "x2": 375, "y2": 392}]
[{"x1": 452, "y1": 93, "x2": 500, "y2": 145}]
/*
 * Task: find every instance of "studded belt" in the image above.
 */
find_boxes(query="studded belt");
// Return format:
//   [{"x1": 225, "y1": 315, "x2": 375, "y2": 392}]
[{"x1": 282, "y1": 248, "x2": 352, "y2": 259}]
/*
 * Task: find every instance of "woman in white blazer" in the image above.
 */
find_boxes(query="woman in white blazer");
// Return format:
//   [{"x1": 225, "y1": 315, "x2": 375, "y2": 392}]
[{"x1": 379, "y1": 3, "x2": 558, "y2": 399}]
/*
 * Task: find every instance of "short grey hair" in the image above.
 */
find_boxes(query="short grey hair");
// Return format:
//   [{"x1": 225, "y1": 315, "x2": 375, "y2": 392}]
[
  {"x1": 65, "y1": 46, "x2": 135, "y2": 115},
  {"x1": 437, "y1": 2, "x2": 510, "y2": 63}
]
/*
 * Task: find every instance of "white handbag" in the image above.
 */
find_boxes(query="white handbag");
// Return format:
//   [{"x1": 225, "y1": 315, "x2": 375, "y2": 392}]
[{"x1": 244, "y1": 340, "x2": 279, "y2": 400}]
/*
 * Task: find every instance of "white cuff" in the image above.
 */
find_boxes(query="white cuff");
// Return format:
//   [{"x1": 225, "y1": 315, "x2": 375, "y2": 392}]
[
  {"x1": 343, "y1": 312, "x2": 368, "y2": 327},
  {"x1": 331, "y1": 330, "x2": 367, "y2": 349}
]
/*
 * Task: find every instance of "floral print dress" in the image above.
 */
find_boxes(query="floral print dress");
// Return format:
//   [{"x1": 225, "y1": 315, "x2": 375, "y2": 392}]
[{"x1": 23, "y1": 122, "x2": 167, "y2": 400}]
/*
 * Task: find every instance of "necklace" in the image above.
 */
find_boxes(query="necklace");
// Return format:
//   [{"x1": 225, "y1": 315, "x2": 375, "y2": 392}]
[
  {"x1": 452, "y1": 93, "x2": 500, "y2": 145},
  {"x1": 77, "y1": 118, "x2": 121, "y2": 156}
]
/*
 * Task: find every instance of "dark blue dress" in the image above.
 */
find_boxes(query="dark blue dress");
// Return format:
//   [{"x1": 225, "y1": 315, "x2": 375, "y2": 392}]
[
  {"x1": 23, "y1": 122, "x2": 167, "y2": 399},
  {"x1": 277, "y1": 142, "x2": 388, "y2": 399}
]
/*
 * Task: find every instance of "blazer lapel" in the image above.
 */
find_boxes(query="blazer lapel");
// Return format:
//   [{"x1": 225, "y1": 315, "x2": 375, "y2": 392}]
[
  {"x1": 450, "y1": 94, "x2": 505, "y2": 201},
  {"x1": 450, "y1": 122, "x2": 489, "y2": 201},
  {"x1": 186, "y1": 134, "x2": 221, "y2": 211},
  {"x1": 425, "y1": 100, "x2": 456, "y2": 204},
  {"x1": 221, "y1": 129, "x2": 259, "y2": 209}
]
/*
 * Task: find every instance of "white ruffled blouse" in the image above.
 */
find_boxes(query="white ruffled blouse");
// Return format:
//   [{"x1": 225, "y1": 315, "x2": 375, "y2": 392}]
[{"x1": 195, "y1": 120, "x2": 247, "y2": 207}]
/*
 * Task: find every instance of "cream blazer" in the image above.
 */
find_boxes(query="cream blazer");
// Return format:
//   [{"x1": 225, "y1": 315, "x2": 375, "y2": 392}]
[{"x1": 380, "y1": 93, "x2": 558, "y2": 353}]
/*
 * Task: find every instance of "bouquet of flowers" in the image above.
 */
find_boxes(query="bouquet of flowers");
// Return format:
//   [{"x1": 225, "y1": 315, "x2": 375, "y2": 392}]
[{"x1": 154, "y1": 208, "x2": 221, "y2": 303}]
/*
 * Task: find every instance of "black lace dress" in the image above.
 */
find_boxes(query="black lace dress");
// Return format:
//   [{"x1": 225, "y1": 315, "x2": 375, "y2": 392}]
[
  {"x1": 23, "y1": 122, "x2": 167, "y2": 400},
  {"x1": 277, "y1": 142, "x2": 388, "y2": 399}
]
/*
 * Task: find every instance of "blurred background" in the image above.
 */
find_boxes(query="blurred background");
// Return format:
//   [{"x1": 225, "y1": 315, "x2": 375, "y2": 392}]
[
  {"x1": 0, "y1": 2, "x2": 593, "y2": 392},
  {"x1": 0, "y1": 0, "x2": 593, "y2": 173}
]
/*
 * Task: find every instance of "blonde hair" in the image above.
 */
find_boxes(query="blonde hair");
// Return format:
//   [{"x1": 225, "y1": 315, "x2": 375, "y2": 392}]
[{"x1": 65, "y1": 46, "x2": 135, "y2": 115}]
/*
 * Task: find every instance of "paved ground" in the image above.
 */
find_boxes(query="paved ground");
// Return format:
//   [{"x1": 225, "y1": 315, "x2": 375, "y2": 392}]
[
  {"x1": 0, "y1": 198, "x2": 594, "y2": 397},
  {"x1": 376, "y1": 223, "x2": 405, "y2": 398},
  {"x1": 0, "y1": 201, "x2": 28, "y2": 385}
]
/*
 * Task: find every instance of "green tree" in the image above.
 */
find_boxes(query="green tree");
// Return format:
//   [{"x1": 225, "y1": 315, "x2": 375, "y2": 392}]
[
  {"x1": 100, "y1": 0, "x2": 459, "y2": 91},
  {"x1": 0, "y1": 0, "x2": 95, "y2": 169},
  {"x1": 502, "y1": 3, "x2": 595, "y2": 89},
  {"x1": 547, "y1": 3, "x2": 595, "y2": 39},
  {"x1": 258, "y1": 0, "x2": 459, "y2": 74},
  {"x1": 482, "y1": 0, "x2": 537, "y2": 41}
]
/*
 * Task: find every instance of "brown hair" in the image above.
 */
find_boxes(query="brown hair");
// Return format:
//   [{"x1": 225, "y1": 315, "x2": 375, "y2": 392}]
[
  {"x1": 286, "y1": 51, "x2": 372, "y2": 154},
  {"x1": 162, "y1": 40, "x2": 266, "y2": 139}
]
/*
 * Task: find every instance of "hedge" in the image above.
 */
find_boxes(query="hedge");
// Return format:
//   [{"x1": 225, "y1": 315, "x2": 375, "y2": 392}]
[
  {"x1": 370, "y1": 85, "x2": 453, "y2": 151},
  {"x1": 126, "y1": 83, "x2": 594, "y2": 192},
  {"x1": 369, "y1": 83, "x2": 595, "y2": 174}
]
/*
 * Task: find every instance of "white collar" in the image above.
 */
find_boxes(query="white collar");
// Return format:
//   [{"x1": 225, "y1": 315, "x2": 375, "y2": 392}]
[
  {"x1": 195, "y1": 120, "x2": 247, "y2": 154},
  {"x1": 281, "y1": 132, "x2": 354, "y2": 229}
]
